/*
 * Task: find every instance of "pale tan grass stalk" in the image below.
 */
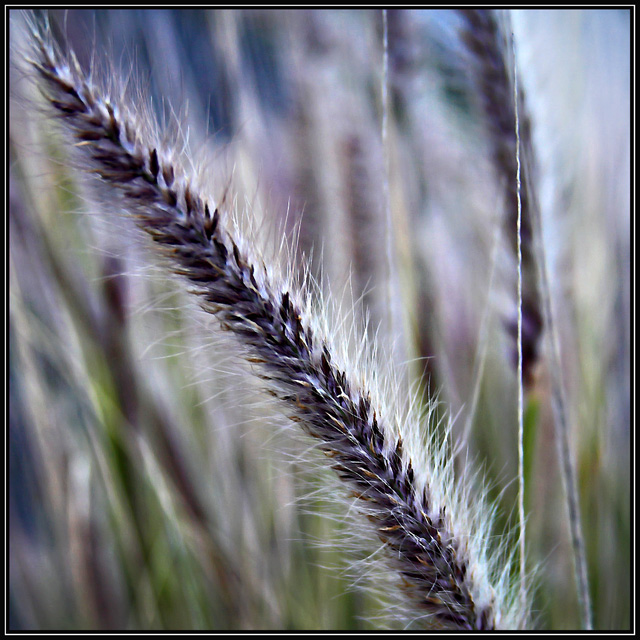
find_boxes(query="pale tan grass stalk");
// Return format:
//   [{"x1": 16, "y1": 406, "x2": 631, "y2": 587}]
[{"x1": 381, "y1": 9, "x2": 395, "y2": 348}]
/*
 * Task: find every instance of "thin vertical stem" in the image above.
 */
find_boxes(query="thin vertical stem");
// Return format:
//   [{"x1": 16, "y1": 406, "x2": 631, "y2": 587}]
[
  {"x1": 532, "y1": 130, "x2": 594, "y2": 631},
  {"x1": 381, "y1": 9, "x2": 394, "y2": 344},
  {"x1": 511, "y1": 30, "x2": 527, "y2": 617},
  {"x1": 511, "y1": 16, "x2": 592, "y2": 629}
]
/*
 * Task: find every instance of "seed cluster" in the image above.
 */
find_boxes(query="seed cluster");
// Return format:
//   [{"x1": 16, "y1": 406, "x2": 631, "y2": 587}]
[
  {"x1": 458, "y1": 9, "x2": 543, "y2": 385},
  {"x1": 32, "y1": 30, "x2": 504, "y2": 630}
]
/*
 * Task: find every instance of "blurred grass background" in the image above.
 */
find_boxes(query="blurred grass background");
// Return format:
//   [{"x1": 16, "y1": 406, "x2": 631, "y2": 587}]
[{"x1": 9, "y1": 9, "x2": 630, "y2": 630}]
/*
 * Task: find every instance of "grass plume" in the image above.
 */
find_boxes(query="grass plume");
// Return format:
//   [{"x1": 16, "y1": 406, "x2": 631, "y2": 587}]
[
  {"x1": 21, "y1": 14, "x2": 526, "y2": 631},
  {"x1": 457, "y1": 9, "x2": 543, "y2": 386}
]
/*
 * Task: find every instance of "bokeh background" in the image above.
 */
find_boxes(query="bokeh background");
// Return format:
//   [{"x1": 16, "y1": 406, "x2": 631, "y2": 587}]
[{"x1": 9, "y1": 9, "x2": 631, "y2": 630}]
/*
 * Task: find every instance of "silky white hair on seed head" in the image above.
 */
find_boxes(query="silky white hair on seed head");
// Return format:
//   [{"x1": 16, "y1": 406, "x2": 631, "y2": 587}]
[{"x1": 18, "y1": 10, "x2": 529, "y2": 630}]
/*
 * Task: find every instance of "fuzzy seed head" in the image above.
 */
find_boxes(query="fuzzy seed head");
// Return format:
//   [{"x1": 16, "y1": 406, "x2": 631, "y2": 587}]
[{"x1": 21, "y1": 14, "x2": 528, "y2": 630}]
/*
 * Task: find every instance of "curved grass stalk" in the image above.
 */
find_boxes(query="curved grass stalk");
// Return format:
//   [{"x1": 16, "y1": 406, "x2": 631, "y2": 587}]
[{"x1": 21, "y1": 15, "x2": 528, "y2": 630}]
